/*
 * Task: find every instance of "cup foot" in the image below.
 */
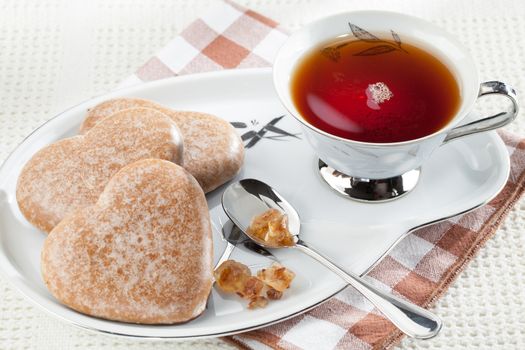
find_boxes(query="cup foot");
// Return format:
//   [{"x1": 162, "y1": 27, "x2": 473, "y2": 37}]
[{"x1": 318, "y1": 159, "x2": 420, "y2": 202}]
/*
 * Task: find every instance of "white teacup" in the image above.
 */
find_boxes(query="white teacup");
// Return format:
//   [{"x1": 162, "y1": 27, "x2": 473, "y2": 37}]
[{"x1": 273, "y1": 11, "x2": 518, "y2": 202}]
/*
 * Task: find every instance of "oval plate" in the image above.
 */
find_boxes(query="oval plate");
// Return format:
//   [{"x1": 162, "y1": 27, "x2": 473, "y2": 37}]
[{"x1": 0, "y1": 68, "x2": 509, "y2": 339}]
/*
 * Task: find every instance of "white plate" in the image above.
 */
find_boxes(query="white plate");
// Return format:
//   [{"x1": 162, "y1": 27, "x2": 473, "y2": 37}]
[{"x1": 0, "y1": 68, "x2": 509, "y2": 339}]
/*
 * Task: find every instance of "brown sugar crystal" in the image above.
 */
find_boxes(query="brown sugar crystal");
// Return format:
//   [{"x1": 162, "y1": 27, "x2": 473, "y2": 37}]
[
  {"x1": 214, "y1": 260, "x2": 295, "y2": 310},
  {"x1": 247, "y1": 208, "x2": 295, "y2": 247}
]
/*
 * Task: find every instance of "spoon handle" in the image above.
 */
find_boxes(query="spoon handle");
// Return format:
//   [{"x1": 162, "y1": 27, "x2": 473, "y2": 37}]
[
  {"x1": 294, "y1": 240, "x2": 442, "y2": 339},
  {"x1": 214, "y1": 241, "x2": 235, "y2": 269}
]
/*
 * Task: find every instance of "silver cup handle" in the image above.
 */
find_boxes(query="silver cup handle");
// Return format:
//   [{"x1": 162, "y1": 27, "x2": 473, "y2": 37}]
[{"x1": 444, "y1": 81, "x2": 519, "y2": 143}]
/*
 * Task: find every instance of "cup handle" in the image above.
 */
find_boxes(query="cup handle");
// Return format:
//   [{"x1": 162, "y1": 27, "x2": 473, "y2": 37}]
[{"x1": 443, "y1": 81, "x2": 519, "y2": 143}]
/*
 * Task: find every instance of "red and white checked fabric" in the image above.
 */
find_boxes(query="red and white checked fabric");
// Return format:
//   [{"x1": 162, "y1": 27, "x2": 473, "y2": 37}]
[
  {"x1": 118, "y1": 0, "x2": 286, "y2": 88},
  {"x1": 118, "y1": 1, "x2": 525, "y2": 349}
]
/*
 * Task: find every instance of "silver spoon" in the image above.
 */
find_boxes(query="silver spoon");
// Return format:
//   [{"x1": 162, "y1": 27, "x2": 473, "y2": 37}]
[{"x1": 221, "y1": 178, "x2": 442, "y2": 339}]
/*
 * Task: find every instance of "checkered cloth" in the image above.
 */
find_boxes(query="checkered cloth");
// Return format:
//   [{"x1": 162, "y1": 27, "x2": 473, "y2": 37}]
[
  {"x1": 118, "y1": 1, "x2": 525, "y2": 349},
  {"x1": 118, "y1": 0, "x2": 287, "y2": 88}
]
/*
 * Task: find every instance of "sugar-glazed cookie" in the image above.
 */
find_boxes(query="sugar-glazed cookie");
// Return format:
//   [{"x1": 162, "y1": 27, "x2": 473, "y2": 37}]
[
  {"x1": 80, "y1": 98, "x2": 244, "y2": 193},
  {"x1": 17, "y1": 108, "x2": 183, "y2": 233},
  {"x1": 41, "y1": 159, "x2": 213, "y2": 324}
]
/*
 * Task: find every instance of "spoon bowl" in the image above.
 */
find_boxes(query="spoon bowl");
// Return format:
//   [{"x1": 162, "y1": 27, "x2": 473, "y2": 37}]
[
  {"x1": 222, "y1": 178, "x2": 442, "y2": 339},
  {"x1": 221, "y1": 179, "x2": 301, "y2": 247}
]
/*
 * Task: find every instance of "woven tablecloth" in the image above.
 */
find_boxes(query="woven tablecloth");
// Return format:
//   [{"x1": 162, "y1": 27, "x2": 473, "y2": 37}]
[{"x1": 1, "y1": 1, "x2": 524, "y2": 349}]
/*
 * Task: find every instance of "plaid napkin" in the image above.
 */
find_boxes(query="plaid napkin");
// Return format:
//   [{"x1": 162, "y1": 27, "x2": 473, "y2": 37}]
[{"x1": 118, "y1": 1, "x2": 525, "y2": 349}]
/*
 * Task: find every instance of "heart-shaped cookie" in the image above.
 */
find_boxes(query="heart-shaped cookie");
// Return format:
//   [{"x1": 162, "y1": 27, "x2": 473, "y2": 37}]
[
  {"x1": 41, "y1": 159, "x2": 213, "y2": 324},
  {"x1": 80, "y1": 98, "x2": 244, "y2": 193},
  {"x1": 17, "y1": 108, "x2": 183, "y2": 233}
]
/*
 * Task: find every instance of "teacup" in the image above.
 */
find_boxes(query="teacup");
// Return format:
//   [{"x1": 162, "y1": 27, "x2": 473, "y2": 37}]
[{"x1": 273, "y1": 11, "x2": 518, "y2": 202}]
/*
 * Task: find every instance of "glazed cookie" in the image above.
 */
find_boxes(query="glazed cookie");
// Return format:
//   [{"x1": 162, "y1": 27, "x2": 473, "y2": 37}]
[
  {"x1": 42, "y1": 159, "x2": 213, "y2": 324},
  {"x1": 17, "y1": 108, "x2": 183, "y2": 233},
  {"x1": 80, "y1": 98, "x2": 244, "y2": 193}
]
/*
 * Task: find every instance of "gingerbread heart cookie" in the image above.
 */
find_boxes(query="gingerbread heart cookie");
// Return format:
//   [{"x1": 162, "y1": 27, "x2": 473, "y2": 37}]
[
  {"x1": 41, "y1": 159, "x2": 213, "y2": 324},
  {"x1": 17, "y1": 108, "x2": 183, "y2": 233},
  {"x1": 80, "y1": 98, "x2": 244, "y2": 193}
]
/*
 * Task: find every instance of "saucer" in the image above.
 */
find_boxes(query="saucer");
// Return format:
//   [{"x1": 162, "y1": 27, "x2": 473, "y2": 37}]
[{"x1": 0, "y1": 68, "x2": 509, "y2": 339}]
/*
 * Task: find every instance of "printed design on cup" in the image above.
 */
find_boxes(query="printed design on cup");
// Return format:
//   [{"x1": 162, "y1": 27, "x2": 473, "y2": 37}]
[
  {"x1": 321, "y1": 23, "x2": 408, "y2": 62},
  {"x1": 231, "y1": 116, "x2": 301, "y2": 148}
]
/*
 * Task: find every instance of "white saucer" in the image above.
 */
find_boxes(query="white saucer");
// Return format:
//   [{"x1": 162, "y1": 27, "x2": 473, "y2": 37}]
[{"x1": 0, "y1": 68, "x2": 509, "y2": 339}]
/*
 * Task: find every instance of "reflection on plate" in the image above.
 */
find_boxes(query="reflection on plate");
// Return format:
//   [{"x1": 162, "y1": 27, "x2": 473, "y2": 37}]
[{"x1": 0, "y1": 68, "x2": 509, "y2": 339}]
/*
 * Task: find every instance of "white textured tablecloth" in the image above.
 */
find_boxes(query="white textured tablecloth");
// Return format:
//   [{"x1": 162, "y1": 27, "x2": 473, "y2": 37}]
[{"x1": 1, "y1": 1, "x2": 524, "y2": 349}]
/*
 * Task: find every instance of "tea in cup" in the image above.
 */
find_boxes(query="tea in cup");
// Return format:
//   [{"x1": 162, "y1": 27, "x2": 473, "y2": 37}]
[{"x1": 273, "y1": 11, "x2": 518, "y2": 202}]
